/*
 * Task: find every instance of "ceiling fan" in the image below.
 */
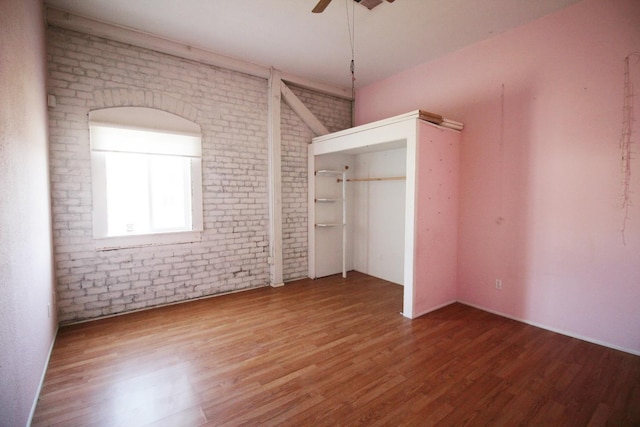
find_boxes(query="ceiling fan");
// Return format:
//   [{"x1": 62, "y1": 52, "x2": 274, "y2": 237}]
[{"x1": 312, "y1": 0, "x2": 395, "y2": 13}]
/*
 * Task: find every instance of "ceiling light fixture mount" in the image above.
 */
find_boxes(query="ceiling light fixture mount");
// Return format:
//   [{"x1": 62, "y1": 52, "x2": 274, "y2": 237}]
[{"x1": 312, "y1": 0, "x2": 395, "y2": 13}]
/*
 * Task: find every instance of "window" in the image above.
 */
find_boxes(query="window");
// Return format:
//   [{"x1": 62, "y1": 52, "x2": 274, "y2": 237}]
[{"x1": 89, "y1": 107, "x2": 203, "y2": 250}]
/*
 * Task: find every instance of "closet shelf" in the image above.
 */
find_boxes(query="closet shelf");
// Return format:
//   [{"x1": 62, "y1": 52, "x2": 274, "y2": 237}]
[
  {"x1": 339, "y1": 176, "x2": 406, "y2": 183},
  {"x1": 315, "y1": 169, "x2": 344, "y2": 176},
  {"x1": 311, "y1": 168, "x2": 347, "y2": 279}
]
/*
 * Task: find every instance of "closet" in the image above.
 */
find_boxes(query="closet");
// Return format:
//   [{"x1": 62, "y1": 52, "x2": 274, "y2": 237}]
[{"x1": 308, "y1": 110, "x2": 462, "y2": 319}]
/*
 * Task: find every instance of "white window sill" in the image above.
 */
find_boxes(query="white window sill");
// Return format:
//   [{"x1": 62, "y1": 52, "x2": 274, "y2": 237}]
[{"x1": 95, "y1": 230, "x2": 202, "y2": 251}]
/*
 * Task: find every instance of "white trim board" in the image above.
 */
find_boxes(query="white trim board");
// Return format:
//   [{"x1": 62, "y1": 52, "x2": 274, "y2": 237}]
[
  {"x1": 312, "y1": 111, "x2": 460, "y2": 156},
  {"x1": 312, "y1": 110, "x2": 462, "y2": 147},
  {"x1": 28, "y1": 326, "x2": 58, "y2": 427},
  {"x1": 280, "y1": 82, "x2": 329, "y2": 136},
  {"x1": 45, "y1": 7, "x2": 351, "y2": 100},
  {"x1": 407, "y1": 300, "x2": 458, "y2": 319},
  {"x1": 61, "y1": 285, "x2": 270, "y2": 326},
  {"x1": 457, "y1": 300, "x2": 640, "y2": 357},
  {"x1": 267, "y1": 70, "x2": 284, "y2": 287}
]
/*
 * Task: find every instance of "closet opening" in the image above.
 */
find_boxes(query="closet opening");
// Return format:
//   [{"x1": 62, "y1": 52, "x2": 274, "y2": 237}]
[{"x1": 308, "y1": 111, "x2": 462, "y2": 319}]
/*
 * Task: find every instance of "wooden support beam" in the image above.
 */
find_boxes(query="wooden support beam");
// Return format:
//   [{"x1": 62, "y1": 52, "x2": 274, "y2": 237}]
[
  {"x1": 46, "y1": 7, "x2": 269, "y2": 79},
  {"x1": 45, "y1": 7, "x2": 353, "y2": 100},
  {"x1": 280, "y1": 82, "x2": 330, "y2": 137},
  {"x1": 282, "y1": 74, "x2": 352, "y2": 100},
  {"x1": 268, "y1": 69, "x2": 284, "y2": 287}
]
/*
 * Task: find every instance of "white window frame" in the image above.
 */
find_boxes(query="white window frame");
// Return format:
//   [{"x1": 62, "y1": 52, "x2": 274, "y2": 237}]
[{"x1": 89, "y1": 107, "x2": 203, "y2": 251}]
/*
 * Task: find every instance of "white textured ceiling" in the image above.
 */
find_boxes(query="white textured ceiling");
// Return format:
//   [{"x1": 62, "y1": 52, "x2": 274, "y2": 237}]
[{"x1": 44, "y1": 0, "x2": 582, "y2": 89}]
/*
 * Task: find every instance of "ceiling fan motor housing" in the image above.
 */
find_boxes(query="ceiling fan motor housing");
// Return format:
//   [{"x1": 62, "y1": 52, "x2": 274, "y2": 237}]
[
  {"x1": 355, "y1": 0, "x2": 384, "y2": 10},
  {"x1": 313, "y1": 0, "x2": 393, "y2": 14}
]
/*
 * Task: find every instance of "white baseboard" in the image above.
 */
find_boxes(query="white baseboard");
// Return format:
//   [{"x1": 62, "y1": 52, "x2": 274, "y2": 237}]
[
  {"x1": 62, "y1": 285, "x2": 269, "y2": 326},
  {"x1": 457, "y1": 300, "x2": 640, "y2": 357},
  {"x1": 27, "y1": 326, "x2": 58, "y2": 427},
  {"x1": 406, "y1": 299, "x2": 458, "y2": 319}
]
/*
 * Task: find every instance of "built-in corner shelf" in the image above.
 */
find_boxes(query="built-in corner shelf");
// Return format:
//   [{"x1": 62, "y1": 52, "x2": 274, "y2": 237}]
[
  {"x1": 312, "y1": 168, "x2": 347, "y2": 278},
  {"x1": 309, "y1": 109, "x2": 463, "y2": 319}
]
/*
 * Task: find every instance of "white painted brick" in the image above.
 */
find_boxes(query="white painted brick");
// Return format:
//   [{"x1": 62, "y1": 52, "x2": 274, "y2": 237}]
[
  {"x1": 74, "y1": 295, "x2": 99, "y2": 304},
  {"x1": 47, "y1": 27, "x2": 349, "y2": 323},
  {"x1": 108, "y1": 282, "x2": 130, "y2": 292}
]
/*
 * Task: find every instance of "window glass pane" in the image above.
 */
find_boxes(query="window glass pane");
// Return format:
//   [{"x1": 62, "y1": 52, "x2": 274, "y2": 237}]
[
  {"x1": 149, "y1": 156, "x2": 191, "y2": 231},
  {"x1": 89, "y1": 108, "x2": 202, "y2": 245},
  {"x1": 105, "y1": 152, "x2": 151, "y2": 236},
  {"x1": 104, "y1": 152, "x2": 192, "y2": 237}
]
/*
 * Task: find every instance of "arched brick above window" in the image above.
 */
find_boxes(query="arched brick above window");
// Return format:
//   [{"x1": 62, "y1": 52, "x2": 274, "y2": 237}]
[{"x1": 91, "y1": 89, "x2": 199, "y2": 123}]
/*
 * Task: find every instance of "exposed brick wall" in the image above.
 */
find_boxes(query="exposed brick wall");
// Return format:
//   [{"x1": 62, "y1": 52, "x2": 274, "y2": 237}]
[
  {"x1": 280, "y1": 103, "x2": 314, "y2": 281},
  {"x1": 47, "y1": 27, "x2": 351, "y2": 322},
  {"x1": 280, "y1": 87, "x2": 352, "y2": 281},
  {"x1": 289, "y1": 85, "x2": 352, "y2": 134}
]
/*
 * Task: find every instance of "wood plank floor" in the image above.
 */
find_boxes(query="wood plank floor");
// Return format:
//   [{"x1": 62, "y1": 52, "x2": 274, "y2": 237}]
[{"x1": 33, "y1": 272, "x2": 640, "y2": 426}]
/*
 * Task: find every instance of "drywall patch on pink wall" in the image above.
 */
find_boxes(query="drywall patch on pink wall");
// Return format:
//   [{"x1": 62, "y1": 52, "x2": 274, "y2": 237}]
[
  {"x1": 356, "y1": 0, "x2": 640, "y2": 353},
  {"x1": 0, "y1": 0, "x2": 57, "y2": 425}
]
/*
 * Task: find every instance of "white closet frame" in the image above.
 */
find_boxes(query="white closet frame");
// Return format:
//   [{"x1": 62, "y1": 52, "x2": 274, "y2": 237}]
[{"x1": 308, "y1": 110, "x2": 462, "y2": 319}]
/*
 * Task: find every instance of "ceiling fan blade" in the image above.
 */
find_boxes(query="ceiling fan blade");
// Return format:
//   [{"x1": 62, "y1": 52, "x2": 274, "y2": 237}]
[
  {"x1": 312, "y1": 0, "x2": 332, "y2": 13},
  {"x1": 386, "y1": 0, "x2": 395, "y2": 2}
]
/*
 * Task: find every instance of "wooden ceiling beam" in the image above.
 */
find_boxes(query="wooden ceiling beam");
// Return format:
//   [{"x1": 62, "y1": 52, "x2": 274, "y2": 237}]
[
  {"x1": 280, "y1": 83, "x2": 330, "y2": 137},
  {"x1": 45, "y1": 7, "x2": 352, "y2": 100}
]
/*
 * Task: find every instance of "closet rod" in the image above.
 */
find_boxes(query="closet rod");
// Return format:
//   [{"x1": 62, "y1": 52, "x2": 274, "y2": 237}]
[{"x1": 337, "y1": 176, "x2": 406, "y2": 183}]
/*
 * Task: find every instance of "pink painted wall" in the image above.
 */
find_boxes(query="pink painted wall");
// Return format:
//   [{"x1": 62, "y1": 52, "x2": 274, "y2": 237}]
[
  {"x1": 356, "y1": 0, "x2": 640, "y2": 354},
  {"x1": 0, "y1": 0, "x2": 58, "y2": 425},
  {"x1": 413, "y1": 122, "x2": 460, "y2": 316}
]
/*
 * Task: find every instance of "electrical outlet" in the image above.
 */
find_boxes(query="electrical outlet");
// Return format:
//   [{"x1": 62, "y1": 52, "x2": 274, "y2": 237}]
[{"x1": 495, "y1": 279, "x2": 502, "y2": 290}]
